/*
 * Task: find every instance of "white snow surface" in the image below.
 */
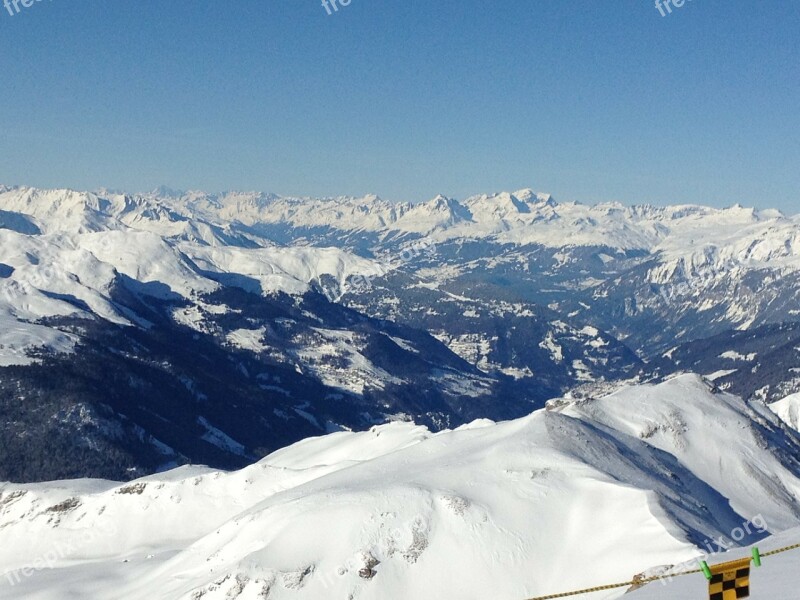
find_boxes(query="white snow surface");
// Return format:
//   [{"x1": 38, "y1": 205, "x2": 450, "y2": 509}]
[
  {"x1": 771, "y1": 392, "x2": 800, "y2": 431},
  {"x1": 1, "y1": 375, "x2": 799, "y2": 600}
]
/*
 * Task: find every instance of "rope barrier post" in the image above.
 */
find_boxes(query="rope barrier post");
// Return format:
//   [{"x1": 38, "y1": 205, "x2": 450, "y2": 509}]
[
  {"x1": 752, "y1": 547, "x2": 762, "y2": 567},
  {"x1": 700, "y1": 561, "x2": 712, "y2": 581}
]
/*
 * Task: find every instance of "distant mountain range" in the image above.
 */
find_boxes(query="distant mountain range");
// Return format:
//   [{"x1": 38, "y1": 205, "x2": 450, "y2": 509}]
[{"x1": 1, "y1": 184, "x2": 799, "y2": 481}]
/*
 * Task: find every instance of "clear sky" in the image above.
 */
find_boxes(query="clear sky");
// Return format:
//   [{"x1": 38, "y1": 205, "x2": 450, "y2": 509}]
[{"x1": 0, "y1": 0, "x2": 798, "y2": 212}]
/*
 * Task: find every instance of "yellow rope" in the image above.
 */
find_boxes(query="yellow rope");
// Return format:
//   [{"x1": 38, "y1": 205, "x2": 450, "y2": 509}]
[
  {"x1": 525, "y1": 543, "x2": 800, "y2": 600},
  {"x1": 761, "y1": 542, "x2": 800, "y2": 557},
  {"x1": 524, "y1": 569, "x2": 701, "y2": 600}
]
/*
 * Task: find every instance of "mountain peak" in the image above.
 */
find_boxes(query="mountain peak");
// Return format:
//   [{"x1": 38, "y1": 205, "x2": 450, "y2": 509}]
[{"x1": 150, "y1": 185, "x2": 186, "y2": 198}]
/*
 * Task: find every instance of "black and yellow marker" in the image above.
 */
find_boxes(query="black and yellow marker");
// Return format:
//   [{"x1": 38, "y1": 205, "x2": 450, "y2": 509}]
[{"x1": 701, "y1": 548, "x2": 762, "y2": 600}]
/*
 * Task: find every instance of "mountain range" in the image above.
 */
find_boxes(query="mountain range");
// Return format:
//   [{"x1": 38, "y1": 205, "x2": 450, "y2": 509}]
[{"x1": 1, "y1": 184, "x2": 799, "y2": 481}]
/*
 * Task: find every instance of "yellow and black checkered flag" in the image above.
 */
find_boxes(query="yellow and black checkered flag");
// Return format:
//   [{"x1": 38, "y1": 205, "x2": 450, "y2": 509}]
[{"x1": 707, "y1": 557, "x2": 751, "y2": 600}]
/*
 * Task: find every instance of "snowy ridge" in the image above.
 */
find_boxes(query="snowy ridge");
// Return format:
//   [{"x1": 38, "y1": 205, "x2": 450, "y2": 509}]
[
  {"x1": 1, "y1": 375, "x2": 799, "y2": 599},
  {"x1": 771, "y1": 392, "x2": 800, "y2": 431},
  {"x1": 0, "y1": 190, "x2": 386, "y2": 365},
  {"x1": 557, "y1": 375, "x2": 800, "y2": 530},
  {"x1": 2, "y1": 185, "x2": 798, "y2": 254}
]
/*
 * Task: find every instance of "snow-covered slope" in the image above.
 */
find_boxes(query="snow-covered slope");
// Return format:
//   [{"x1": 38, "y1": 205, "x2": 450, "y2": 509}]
[
  {"x1": 0, "y1": 214, "x2": 382, "y2": 367},
  {"x1": 771, "y1": 392, "x2": 800, "y2": 431},
  {"x1": 557, "y1": 375, "x2": 800, "y2": 531},
  {"x1": 1, "y1": 375, "x2": 799, "y2": 600}
]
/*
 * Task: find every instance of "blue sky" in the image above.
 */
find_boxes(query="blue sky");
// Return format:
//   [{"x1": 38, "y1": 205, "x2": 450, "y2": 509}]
[{"x1": 0, "y1": 0, "x2": 798, "y2": 212}]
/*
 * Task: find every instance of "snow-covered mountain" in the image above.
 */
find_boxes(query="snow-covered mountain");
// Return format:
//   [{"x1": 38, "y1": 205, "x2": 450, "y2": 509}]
[
  {"x1": 1, "y1": 184, "x2": 799, "y2": 481},
  {"x1": 647, "y1": 321, "x2": 800, "y2": 403},
  {"x1": 4, "y1": 184, "x2": 799, "y2": 353},
  {"x1": 772, "y1": 392, "x2": 800, "y2": 431},
  {"x1": 1, "y1": 376, "x2": 799, "y2": 600}
]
